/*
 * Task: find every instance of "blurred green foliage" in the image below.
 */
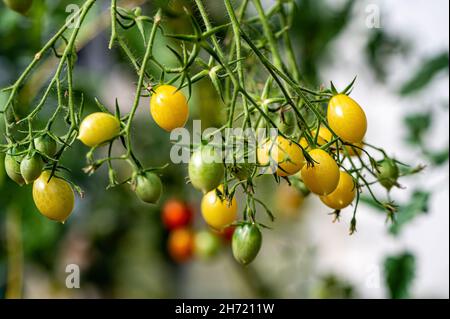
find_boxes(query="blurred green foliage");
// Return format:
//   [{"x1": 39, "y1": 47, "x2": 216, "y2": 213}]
[{"x1": 384, "y1": 252, "x2": 416, "y2": 299}]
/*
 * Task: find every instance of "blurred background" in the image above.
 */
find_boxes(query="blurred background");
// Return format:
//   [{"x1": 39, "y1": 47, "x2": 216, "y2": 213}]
[{"x1": 0, "y1": 0, "x2": 448, "y2": 298}]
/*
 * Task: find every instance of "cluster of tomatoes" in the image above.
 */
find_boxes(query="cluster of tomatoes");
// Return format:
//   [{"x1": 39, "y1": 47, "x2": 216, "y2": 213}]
[{"x1": 162, "y1": 199, "x2": 234, "y2": 263}]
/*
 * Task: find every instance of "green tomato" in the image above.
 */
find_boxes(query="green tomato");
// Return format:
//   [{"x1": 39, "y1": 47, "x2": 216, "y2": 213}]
[
  {"x1": 34, "y1": 134, "x2": 58, "y2": 158},
  {"x1": 134, "y1": 172, "x2": 162, "y2": 204},
  {"x1": 4, "y1": 149, "x2": 24, "y2": 186},
  {"x1": 194, "y1": 230, "x2": 222, "y2": 259},
  {"x1": 3, "y1": 0, "x2": 33, "y2": 14},
  {"x1": 20, "y1": 153, "x2": 44, "y2": 184},
  {"x1": 377, "y1": 158, "x2": 399, "y2": 190},
  {"x1": 188, "y1": 145, "x2": 224, "y2": 193},
  {"x1": 232, "y1": 223, "x2": 262, "y2": 265}
]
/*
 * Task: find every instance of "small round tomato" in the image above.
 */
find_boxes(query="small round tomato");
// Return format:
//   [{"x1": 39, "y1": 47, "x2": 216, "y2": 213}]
[
  {"x1": 32, "y1": 171, "x2": 75, "y2": 222},
  {"x1": 301, "y1": 149, "x2": 340, "y2": 196},
  {"x1": 320, "y1": 171, "x2": 356, "y2": 210},
  {"x1": 189, "y1": 145, "x2": 224, "y2": 193},
  {"x1": 3, "y1": 0, "x2": 33, "y2": 14},
  {"x1": 168, "y1": 228, "x2": 194, "y2": 263},
  {"x1": 162, "y1": 199, "x2": 193, "y2": 230},
  {"x1": 194, "y1": 230, "x2": 222, "y2": 259},
  {"x1": 20, "y1": 153, "x2": 43, "y2": 184},
  {"x1": 78, "y1": 112, "x2": 120, "y2": 147},
  {"x1": 201, "y1": 186, "x2": 237, "y2": 230},
  {"x1": 232, "y1": 223, "x2": 262, "y2": 265},
  {"x1": 258, "y1": 136, "x2": 305, "y2": 177},
  {"x1": 134, "y1": 172, "x2": 162, "y2": 204},
  {"x1": 4, "y1": 149, "x2": 24, "y2": 186},
  {"x1": 34, "y1": 134, "x2": 57, "y2": 158},
  {"x1": 150, "y1": 85, "x2": 189, "y2": 132},
  {"x1": 377, "y1": 158, "x2": 399, "y2": 190},
  {"x1": 327, "y1": 94, "x2": 367, "y2": 143}
]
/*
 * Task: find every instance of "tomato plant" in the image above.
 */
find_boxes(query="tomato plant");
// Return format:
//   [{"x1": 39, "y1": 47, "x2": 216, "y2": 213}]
[{"x1": 0, "y1": 0, "x2": 423, "y2": 267}]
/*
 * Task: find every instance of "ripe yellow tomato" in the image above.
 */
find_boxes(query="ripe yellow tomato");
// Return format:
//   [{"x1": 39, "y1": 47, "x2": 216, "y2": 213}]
[
  {"x1": 327, "y1": 94, "x2": 367, "y2": 143},
  {"x1": 201, "y1": 186, "x2": 238, "y2": 230},
  {"x1": 168, "y1": 228, "x2": 194, "y2": 263},
  {"x1": 257, "y1": 136, "x2": 305, "y2": 177},
  {"x1": 32, "y1": 171, "x2": 75, "y2": 222},
  {"x1": 300, "y1": 127, "x2": 334, "y2": 150},
  {"x1": 320, "y1": 171, "x2": 356, "y2": 210},
  {"x1": 150, "y1": 85, "x2": 189, "y2": 132},
  {"x1": 78, "y1": 112, "x2": 120, "y2": 147},
  {"x1": 301, "y1": 149, "x2": 340, "y2": 196}
]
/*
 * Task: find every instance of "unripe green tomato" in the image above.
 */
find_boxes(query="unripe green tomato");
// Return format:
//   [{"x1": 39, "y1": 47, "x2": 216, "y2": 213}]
[
  {"x1": 20, "y1": 153, "x2": 44, "y2": 184},
  {"x1": 134, "y1": 172, "x2": 162, "y2": 204},
  {"x1": 377, "y1": 158, "x2": 399, "y2": 190},
  {"x1": 34, "y1": 135, "x2": 58, "y2": 158},
  {"x1": 3, "y1": 0, "x2": 33, "y2": 14},
  {"x1": 232, "y1": 223, "x2": 262, "y2": 266},
  {"x1": 194, "y1": 230, "x2": 222, "y2": 259},
  {"x1": 188, "y1": 145, "x2": 224, "y2": 193},
  {"x1": 4, "y1": 150, "x2": 24, "y2": 186}
]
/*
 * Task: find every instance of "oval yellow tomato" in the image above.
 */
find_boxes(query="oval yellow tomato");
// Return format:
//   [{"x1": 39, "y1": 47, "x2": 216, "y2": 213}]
[
  {"x1": 327, "y1": 94, "x2": 367, "y2": 143},
  {"x1": 78, "y1": 112, "x2": 120, "y2": 147},
  {"x1": 150, "y1": 85, "x2": 189, "y2": 132},
  {"x1": 201, "y1": 186, "x2": 238, "y2": 230},
  {"x1": 32, "y1": 171, "x2": 75, "y2": 222},
  {"x1": 320, "y1": 171, "x2": 356, "y2": 210},
  {"x1": 257, "y1": 136, "x2": 305, "y2": 177},
  {"x1": 301, "y1": 149, "x2": 340, "y2": 195}
]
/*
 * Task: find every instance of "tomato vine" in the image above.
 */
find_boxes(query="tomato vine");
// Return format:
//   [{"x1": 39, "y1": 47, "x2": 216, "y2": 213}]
[{"x1": 0, "y1": 0, "x2": 424, "y2": 265}]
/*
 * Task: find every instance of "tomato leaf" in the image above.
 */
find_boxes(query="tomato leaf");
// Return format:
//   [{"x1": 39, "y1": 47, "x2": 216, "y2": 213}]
[
  {"x1": 403, "y1": 112, "x2": 432, "y2": 145},
  {"x1": 399, "y1": 52, "x2": 449, "y2": 95},
  {"x1": 389, "y1": 190, "x2": 430, "y2": 236},
  {"x1": 384, "y1": 252, "x2": 416, "y2": 299}
]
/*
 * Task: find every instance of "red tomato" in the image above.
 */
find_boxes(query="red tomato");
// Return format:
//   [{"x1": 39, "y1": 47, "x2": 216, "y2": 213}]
[{"x1": 162, "y1": 199, "x2": 193, "y2": 230}]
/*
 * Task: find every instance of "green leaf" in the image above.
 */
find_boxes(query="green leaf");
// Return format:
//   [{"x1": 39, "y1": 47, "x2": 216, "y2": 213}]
[
  {"x1": 384, "y1": 252, "x2": 416, "y2": 299},
  {"x1": 399, "y1": 52, "x2": 449, "y2": 95},
  {"x1": 425, "y1": 148, "x2": 449, "y2": 166},
  {"x1": 390, "y1": 190, "x2": 430, "y2": 236},
  {"x1": 403, "y1": 112, "x2": 432, "y2": 145}
]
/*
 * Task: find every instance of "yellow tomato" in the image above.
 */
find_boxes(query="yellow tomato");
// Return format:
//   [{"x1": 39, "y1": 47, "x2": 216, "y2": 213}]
[
  {"x1": 32, "y1": 171, "x2": 75, "y2": 222},
  {"x1": 257, "y1": 136, "x2": 305, "y2": 177},
  {"x1": 320, "y1": 171, "x2": 356, "y2": 210},
  {"x1": 301, "y1": 149, "x2": 340, "y2": 195},
  {"x1": 300, "y1": 127, "x2": 334, "y2": 150},
  {"x1": 150, "y1": 85, "x2": 189, "y2": 132},
  {"x1": 78, "y1": 112, "x2": 120, "y2": 147},
  {"x1": 327, "y1": 94, "x2": 367, "y2": 143},
  {"x1": 201, "y1": 186, "x2": 238, "y2": 230}
]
